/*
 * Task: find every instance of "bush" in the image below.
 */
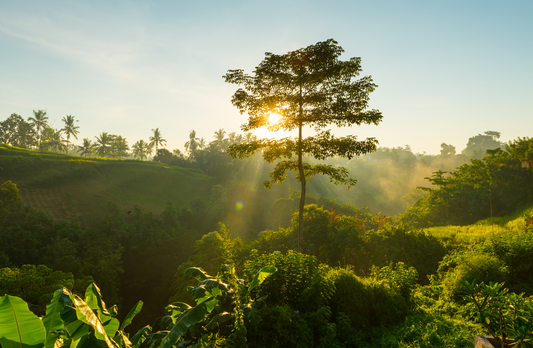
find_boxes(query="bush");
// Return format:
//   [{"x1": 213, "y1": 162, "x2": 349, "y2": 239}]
[
  {"x1": 328, "y1": 267, "x2": 409, "y2": 329},
  {"x1": 247, "y1": 305, "x2": 314, "y2": 348},
  {"x1": 439, "y1": 252, "x2": 507, "y2": 299}
]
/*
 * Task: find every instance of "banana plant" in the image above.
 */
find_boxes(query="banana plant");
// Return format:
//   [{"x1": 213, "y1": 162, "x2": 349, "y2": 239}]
[
  {"x1": 147, "y1": 265, "x2": 277, "y2": 347},
  {"x1": 0, "y1": 283, "x2": 146, "y2": 348}
]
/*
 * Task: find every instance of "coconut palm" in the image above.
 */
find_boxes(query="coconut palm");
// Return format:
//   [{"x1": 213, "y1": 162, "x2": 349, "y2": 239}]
[
  {"x1": 79, "y1": 138, "x2": 95, "y2": 157},
  {"x1": 61, "y1": 115, "x2": 80, "y2": 155},
  {"x1": 198, "y1": 138, "x2": 206, "y2": 150},
  {"x1": 184, "y1": 130, "x2": 200, "y2": 160},
  {"x1": 132, "y1": 139, "x2": 152, "y2": 160},
  {"x1": 149, "y1": 128, "x2": 167, "y2": 153},
  {"x1": 95, "y1": 132, "x2": 112, "y2": 157},
  {"x1": 244, "y1": 132, "x2": 257, "y2": 144},
  {"x1": 212, "y1": 128, "x2": 227, "y2": 151},
  {"x1": 45, "y1": 129, "x2": 66, "y2": 153},
  {"x1": 110, "y1": 135, "x2": 129, "y2": 158},
  {"x1": 27, "y1": 110, "x2": 49, "y2": 150}
]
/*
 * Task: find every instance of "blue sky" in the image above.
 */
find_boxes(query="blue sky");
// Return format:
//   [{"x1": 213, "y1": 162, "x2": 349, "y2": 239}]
[{"x1": 1, "y1": 0, "x2": 531, "y2": 154}]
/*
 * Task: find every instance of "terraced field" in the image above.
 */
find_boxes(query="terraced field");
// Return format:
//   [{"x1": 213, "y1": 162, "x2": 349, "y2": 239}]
[
  {"x1": 1, "y1": 144, "x2": 213, "y2": 227},
  {"x1": 18, "y1": 186, "x2": 86, "y2": 227}
]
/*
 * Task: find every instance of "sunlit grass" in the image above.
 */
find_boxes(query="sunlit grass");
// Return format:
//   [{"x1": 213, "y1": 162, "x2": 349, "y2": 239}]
[{"x1": 424, "y1": 204, "x2": 533, "y2": 245}]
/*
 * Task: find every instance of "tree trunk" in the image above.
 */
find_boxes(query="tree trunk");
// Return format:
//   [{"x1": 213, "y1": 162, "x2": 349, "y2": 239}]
[{"x1": 297, "y1": 86, "x2": 305, "y2": 253}]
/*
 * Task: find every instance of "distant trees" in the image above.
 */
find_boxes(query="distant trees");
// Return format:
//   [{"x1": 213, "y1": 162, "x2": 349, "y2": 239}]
[
  {"x1": 94, "y1": 132, "x2": 112, "y2": 157},
  {"x1": 402, "y1": 137, "x2": 533, "y2": 227},
  {"x1": 79, "y1": 138, "x2": 95, "y2": 157},
  {"x1": 61, "y1": 115, "x2": 80, "y2": 155},
  {"x1": 28, "y1": 110, "x2": 49, "y2": 150},
  {"x1": 462, "y1": 131, "x2": 503, "y2": 159},
  {"x1": 149, "y1": 128, "x2": 166, "y2": 153},
  {"x1": 132, "y1": 139, "x2": 152, "y2": 160},
  {"x1": 184, "y1": 130, "x2": 201, "y2": 160},
  {"x1": 440, "y1": 143, "x2": 456, "y2": 156},
  {"x1": 109, "y1": 135, "x2": 129, "y2": 158},
  {"x1": 224, "y1": 39, "x2": 383, "y2": 252}
]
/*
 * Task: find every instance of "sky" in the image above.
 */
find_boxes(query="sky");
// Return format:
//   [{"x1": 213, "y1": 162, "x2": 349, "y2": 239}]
[{"x1": 0, "y1": 0, "x2": 531, "y2": 155}]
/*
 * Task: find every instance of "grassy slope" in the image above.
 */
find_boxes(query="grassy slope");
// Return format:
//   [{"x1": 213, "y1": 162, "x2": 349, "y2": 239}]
[
  {"x1": 423, "y1": 204, "x2": 533, "y2": 244},
  {"x1": 0, "y1": 144, "x2": 212, "y2": 227}
]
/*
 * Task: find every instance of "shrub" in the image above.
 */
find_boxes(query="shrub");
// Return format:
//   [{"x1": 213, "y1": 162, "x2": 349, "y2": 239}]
[
  {"x1": 439, "y1": 252, "x2": 507, "y2": 299},
  {"x1": 328, "y1": 267, "x2": 409, "y2": 329},
  {"x1": 247, "y1": 305, "x2": 313, "y2": 348}
]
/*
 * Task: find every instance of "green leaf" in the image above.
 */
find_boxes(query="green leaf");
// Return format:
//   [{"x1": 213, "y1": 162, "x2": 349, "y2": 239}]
[
  {"x1": 84, "y1": 283, "x2": 109, "y2": 317},
  {"x1": 0, "y1": 295, "x2": 46, "y2": 348},
  {"x1": 184, "y1": 267, "x2": 212, "y2": 282},
  {"x1": 204, "y1": 312, "x2": 232, "y2": 331},
  {"x1": 246, "y1": 267, "x2": 277, "y2": 301},
  {"x1": 68, "y1": 294, "x2": 118, "y2": 348},
  {"x1": 42, "y1": 288, "x2": 72, "y2": 348},
  {"x1": 159, "y1": 297, "x2": 217, "y2": 348},
  {"x1": 102, "y1": 318, "x2": 120, "y2": 339},
  {"x1": 130, "y1": 326, "x2": 151, "y2": 348},
  {"x1": 60, "y1": 306, "x2": 88, "y2": 340},
  {"x1": 119, "y1": 301, "x2": 143, "y2": 331},
  {"x1": 113, "y1": 330, "x2": 132, "y2": 348}
]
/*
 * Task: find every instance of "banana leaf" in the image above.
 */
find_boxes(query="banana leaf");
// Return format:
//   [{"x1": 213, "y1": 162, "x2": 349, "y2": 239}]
[
  {"x1": 159, "y1": 297, "x2": 217, "y2": 348},
  {"x1": 42, "y1": 288, "x2": 72, "y2": 348},
  {"x1": 0, "y1": 295, "x2": 45, "y2": 348},
  {"x1": 246, "y1": 267, "x2": 277, "y2": 301},
  {"x1": 119, "y1": 301, "x2": 143, "y2": 331},
  {"x1": 183, "y1": 267, "x2": 212, "y2": 282}
]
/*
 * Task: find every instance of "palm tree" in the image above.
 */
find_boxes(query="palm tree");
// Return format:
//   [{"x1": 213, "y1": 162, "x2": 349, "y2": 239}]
[
  {"x1": 95, "y1": 132, "x2": 112, "y2": 157},
  {"x1": 212, "y1": 128, "x2": 227, "y2": 151},
  {"x1": 184, "y1": 130, "x2": 200, "y2": 160},
  {"x1": 45, "y1": 129, "x2": 66, "y2": 153},
  {"x1": 110, "y1": 135, "x2": 129, "y2": 158},
  {"x1": 61, "y1": 115, "x2": 80, "y2": 155},
  {"x1": 149, "y1": 128, "x2": 167, "y2": 154},
  {"x1": 198, "y1": 138, "x2": 206, "y2": 150},
  {"x1": 79, "y1": 138, "x2": 95, "y2": 157},
  {"x1": 244, "y1": 132, "x2": 257, "y2": 144},
  {"x1": 27, "y1": 110, "x2": 49, "y2": 150},
  {"x1": 132, "y1": 139, "x2": 152, "y2": 160}
]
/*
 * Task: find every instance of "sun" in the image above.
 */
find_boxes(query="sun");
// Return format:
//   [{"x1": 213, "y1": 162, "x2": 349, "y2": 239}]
[{"x1": 268, "y1": 112, "x2": 281, "y2": 125}]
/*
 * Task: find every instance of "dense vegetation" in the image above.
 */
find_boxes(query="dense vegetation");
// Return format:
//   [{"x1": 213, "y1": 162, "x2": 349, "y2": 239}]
[{"x1": 1, "y1": 134, "x2": 533, "y2": 347}]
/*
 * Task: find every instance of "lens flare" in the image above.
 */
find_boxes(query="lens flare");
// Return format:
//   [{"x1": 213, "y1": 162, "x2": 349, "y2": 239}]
[{"x1": 235, "y1": 200, "x2": 244, "y2": 212}]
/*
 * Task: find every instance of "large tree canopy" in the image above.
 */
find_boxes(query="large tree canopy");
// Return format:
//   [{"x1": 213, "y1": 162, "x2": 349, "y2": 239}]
[{"x1": 224, "y1": 39, "x2": 383, "y2": 252}]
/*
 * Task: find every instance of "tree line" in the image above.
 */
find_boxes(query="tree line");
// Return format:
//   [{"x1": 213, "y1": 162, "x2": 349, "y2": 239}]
[{"x1": 0, "y1": 110, "x2": 261, "y2": 161}]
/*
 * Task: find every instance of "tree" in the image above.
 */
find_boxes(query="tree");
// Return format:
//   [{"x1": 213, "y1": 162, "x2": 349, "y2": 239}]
[
  {"x1": 94, "y1": 132, "x2": 112, "y2": 157},
  {"x1": 27, "y1": 110, "x2": 49, "y2": 150},
  {"x1": 61, "y1": 115, "x2": 80, "y2": 155},
  {"x1": 212, "y1": 128, "x2": 228, "y2": 151},
  {"x1": 132, "y1": 139, "x2": 152, "y2": 160},
  {"x1": 0, "y1": 114, "x2": 35, "y2": 148},
  {"x1": 462, "y1": 131, "x2": 503, "y2": 159},
  {"x1": 109, "y1": 135, "x2": 129, "y2": 158},
  {"x1": 78, "y1": 138, "x2": 95, "y2": 157},
  {"x1": 184, "y1": 130, "x2": 200, "y2": 160},
  {"x1": 42, "y1": 128, "x2": 65, "y2": 153},
  {"x1": 440, "y1": 143, "x2": 456, "y2": 156},
  {"x1": 149, "y1": 128, "x2": 167, "y2": 154},
  {"x1": 224, "y1": 39, "x2": 383, "y2": 252}
]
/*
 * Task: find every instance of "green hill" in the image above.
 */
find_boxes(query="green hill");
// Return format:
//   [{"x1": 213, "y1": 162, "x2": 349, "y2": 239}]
[{"x1": 0, "y1": 144, "x2": 213, "y2": 227}]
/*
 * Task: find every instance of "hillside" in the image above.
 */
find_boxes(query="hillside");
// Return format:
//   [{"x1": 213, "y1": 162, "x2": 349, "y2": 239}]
[
  {"x1": 0, "y1": 144, "x2": 213, "y2": 227},
  {"x1": 423, "y1": 203, "x2": 533, "y2": 245}
]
